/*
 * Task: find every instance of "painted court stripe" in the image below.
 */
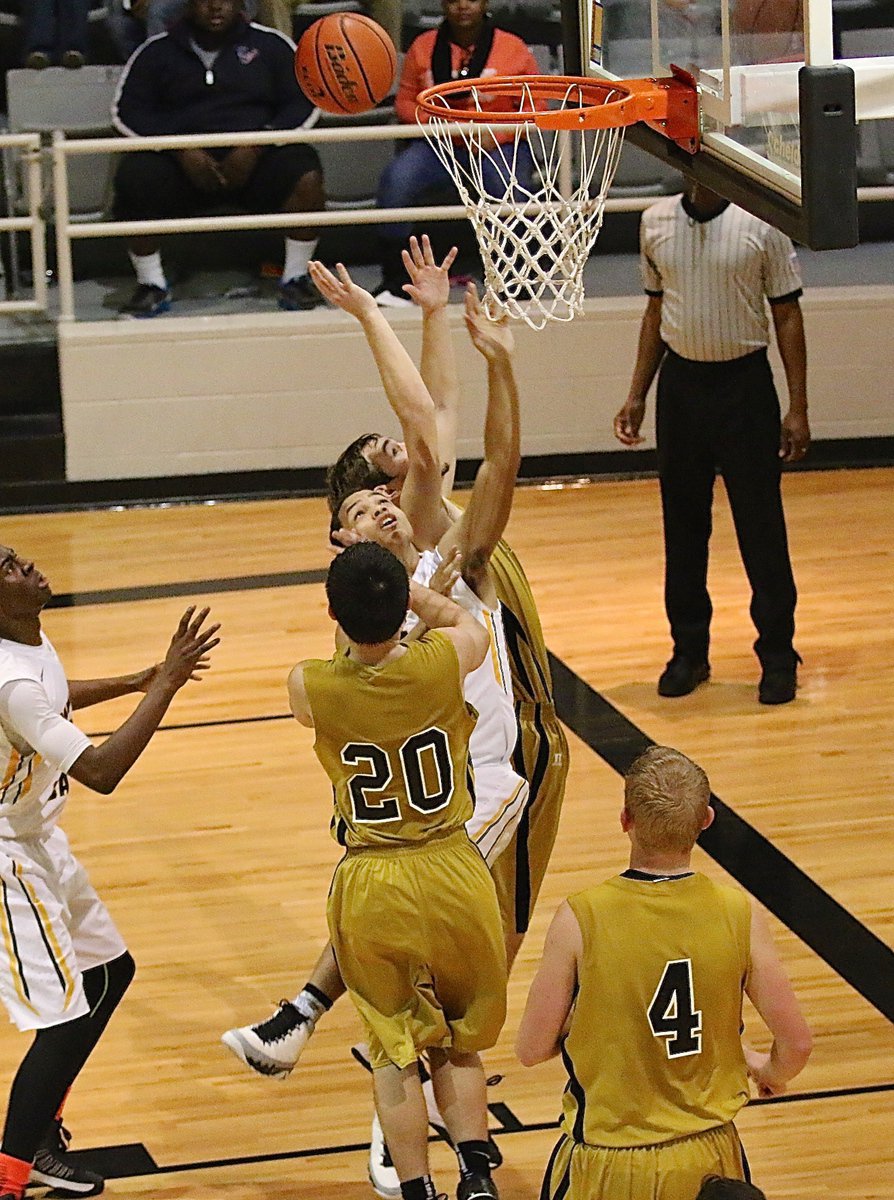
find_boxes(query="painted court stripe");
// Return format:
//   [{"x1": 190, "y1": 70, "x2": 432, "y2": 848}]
[{"x1": 46, "y1": 569, "x2": 327, "y2": 609}]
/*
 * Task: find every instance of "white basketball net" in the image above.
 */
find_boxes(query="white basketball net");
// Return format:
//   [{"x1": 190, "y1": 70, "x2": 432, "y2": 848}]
[{"x1": 420, "y1": 80, "x2": 627, "y2": 330}]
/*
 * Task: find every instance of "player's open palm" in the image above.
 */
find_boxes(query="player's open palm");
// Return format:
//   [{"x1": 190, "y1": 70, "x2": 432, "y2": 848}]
[
  {"x1": 402, "y1": 235, "x2": 458, "y2": 313},
  {"x1": 157, "y1": 606, "x2": 220, "y2": 692},
  {"x1": 464, "y1": 283, "x2": 514, "y2": 359},
  {"x1": 307, "y1": 261, "x2": 377, "y2": 319}
]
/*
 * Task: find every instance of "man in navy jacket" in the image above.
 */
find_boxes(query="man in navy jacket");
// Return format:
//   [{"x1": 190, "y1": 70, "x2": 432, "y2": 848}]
[{"x1": 112, "y1": 0, "x2": 325, "y2": 316}]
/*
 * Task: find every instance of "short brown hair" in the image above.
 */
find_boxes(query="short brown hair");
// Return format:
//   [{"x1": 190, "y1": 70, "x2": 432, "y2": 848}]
[
  {"x1": 624, "y1": 746, "x2": 711, "y2": 854},
  {"x1": 326, "y1": 434, "x2": 392, "y2": 514}
]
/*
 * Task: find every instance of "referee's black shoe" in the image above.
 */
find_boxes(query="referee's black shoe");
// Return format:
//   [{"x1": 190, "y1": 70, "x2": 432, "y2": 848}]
[
  {"x1": 758, "y1": 653, "x2": 801, "y2": 705},
  {"x1": 657, "y1": 655, "x2": 710, "y2": 698}
]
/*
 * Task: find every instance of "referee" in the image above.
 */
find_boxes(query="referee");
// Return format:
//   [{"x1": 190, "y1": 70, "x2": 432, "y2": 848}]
[{"x1": 614, "y1": 182, "x2": 809, "y2": 705}]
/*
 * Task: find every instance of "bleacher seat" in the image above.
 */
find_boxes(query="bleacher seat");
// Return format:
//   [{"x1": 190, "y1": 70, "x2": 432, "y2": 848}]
[
  {"x1": 316, "y1": 104, "x2": 397, "y2": 210},
  {"x1": 841, "y1": 27, "x2": 894, "y2": 186},
  {"x1": 3, "y1": 64, "x2": 121, "y2": 292}
]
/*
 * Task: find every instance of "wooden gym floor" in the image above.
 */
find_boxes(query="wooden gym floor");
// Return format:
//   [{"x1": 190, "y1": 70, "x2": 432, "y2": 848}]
[{"x1": 0, "y1": 467, "x2": 891, "y2": 1200}]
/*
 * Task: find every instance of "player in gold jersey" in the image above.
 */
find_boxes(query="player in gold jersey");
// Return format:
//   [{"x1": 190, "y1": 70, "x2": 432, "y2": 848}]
[
  {"x1": 290, "y1": 541, "x2": 506, "y2": 1200},
  {"x1": 517, "y1": 746, "x2": 812, "y2": 1200},
  {"x1": 324, "y1": 236, "x2": 569, "y2": 964}
]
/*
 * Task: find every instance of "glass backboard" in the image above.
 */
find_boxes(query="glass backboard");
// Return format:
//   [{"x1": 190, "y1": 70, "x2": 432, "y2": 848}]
[{"x1": 562, "y1": 0, "x2": 894, "y2": 247}]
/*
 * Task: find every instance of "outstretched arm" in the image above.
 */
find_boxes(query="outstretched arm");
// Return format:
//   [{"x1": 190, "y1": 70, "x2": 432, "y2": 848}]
[
  {"x1": 308, "y1": 260, "x2": 444, "y2": 549},
  {"x1": 403, "y1": 235, "x2": 461, "y2": 496},
  {"x1": 66, "y1": 607, "x2": 220, "y2": 794},
  {"x1": 440, "y1": 286, "x2": 520, "y2": 604},
  {"x1": 517, "y1": 901, "x2": 582, "y2": 1065}
]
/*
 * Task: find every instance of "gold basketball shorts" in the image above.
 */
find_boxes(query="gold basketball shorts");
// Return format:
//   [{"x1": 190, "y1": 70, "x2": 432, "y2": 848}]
[
  {"x1": 328, "y1": 830, "x2": 507, "y2": 1070},
  {"x1": 541, "y1": 1123, "x2": 747, "y2": 1200}
]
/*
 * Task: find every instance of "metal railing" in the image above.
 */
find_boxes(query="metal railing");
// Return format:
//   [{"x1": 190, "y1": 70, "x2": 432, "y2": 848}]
[
  {"x1": 0, "y1": 132, "x2": 48, "y2": 315},
  {"x1": 48, "y1": 122, "x2": 659, "y2": 322}
]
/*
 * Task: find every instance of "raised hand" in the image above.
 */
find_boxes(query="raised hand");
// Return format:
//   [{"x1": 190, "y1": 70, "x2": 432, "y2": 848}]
[
  {"x1": 464, "y1": 282, "x2": 514, "y2": 360},
  {"x1": 307, "y1": 260, "x2": 378, "y2": 319},
  {"x1": 157, "y1": 606, "x2": 220, "y2": 693},
  {"x1": 401, "y1": 235, "x2": 458, "y2": 313}
]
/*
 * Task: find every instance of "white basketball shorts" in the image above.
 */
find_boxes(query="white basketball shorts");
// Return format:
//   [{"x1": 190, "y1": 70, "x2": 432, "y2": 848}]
[
  {"x1": 0, "y1": 826, "x2": 127, "y2": 1031},
  {"x1": 466, "y1": 762, "x2": 530, "y2": 868}
]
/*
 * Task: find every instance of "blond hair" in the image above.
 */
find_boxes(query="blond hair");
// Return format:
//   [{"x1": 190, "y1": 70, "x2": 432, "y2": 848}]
[{"x1": 624, "y1": 746, "x2": 711, "y2": 854}]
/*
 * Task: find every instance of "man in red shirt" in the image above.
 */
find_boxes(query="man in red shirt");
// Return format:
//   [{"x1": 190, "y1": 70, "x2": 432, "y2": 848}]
[{"x1": 374, "y1": 0, "x2": 540, "y2": 306}]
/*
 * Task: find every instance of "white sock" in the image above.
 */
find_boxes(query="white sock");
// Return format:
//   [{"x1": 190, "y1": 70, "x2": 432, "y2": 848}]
[
  {"x1": 129, "y1": 251, "x2": 167, "y2": 291},
  {"x1": 282, "y1": 237, "x2": 316, "y2": 283},
  {"x1": 292, "y1": 985, "x2": 329, "y2": 1024}
]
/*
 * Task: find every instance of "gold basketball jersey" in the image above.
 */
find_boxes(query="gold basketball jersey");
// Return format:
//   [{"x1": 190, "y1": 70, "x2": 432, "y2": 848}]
[
  {"x1": 303, "y1": 631, "x2": 476, "y2": 849},
  {"x1": 561, "y1": 873, "x2": 751, "y2": 1147},
  {"x1": 489, "y1": 537, "x2": 554, "y2": 706}
]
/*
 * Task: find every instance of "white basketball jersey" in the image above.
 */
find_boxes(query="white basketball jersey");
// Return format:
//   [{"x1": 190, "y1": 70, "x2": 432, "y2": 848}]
[
  {"x1": 0, "y1": 634, "x2": 75, "y2": 839},
  {"x1": 410, "y1": 550, "x2": 517, "y2": 769}
]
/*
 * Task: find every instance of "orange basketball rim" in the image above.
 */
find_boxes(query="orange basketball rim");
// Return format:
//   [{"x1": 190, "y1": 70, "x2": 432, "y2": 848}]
[{"x1": 417, "y1": 65, "x2": 700, "y2": 152}]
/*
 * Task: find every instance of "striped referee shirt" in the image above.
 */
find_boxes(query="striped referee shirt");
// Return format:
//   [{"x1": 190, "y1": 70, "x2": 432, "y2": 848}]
[{"x1": 640, "y1": 196, "x2": 803, "y2": 363}]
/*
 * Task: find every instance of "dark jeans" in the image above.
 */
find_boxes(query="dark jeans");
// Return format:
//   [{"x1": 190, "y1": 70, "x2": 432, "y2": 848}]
[
  {"x1": 113, "y1": 144, "x2": 321, "y2": 220},
  {"x1": 22, "y1": 0, "x2": 91, "y2": 57},
  {"x1": 656, "y1": 347, "x2": 798, "y2": 667}
]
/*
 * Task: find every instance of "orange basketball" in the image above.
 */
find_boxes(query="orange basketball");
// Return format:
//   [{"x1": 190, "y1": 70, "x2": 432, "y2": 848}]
[{"x1": 295, "y1": 13, "x2": 397, "y2": 116}]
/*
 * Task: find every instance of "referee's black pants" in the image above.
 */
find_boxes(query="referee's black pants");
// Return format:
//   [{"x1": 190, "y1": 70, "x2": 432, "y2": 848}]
[{"x1": 656, "y1": 347, "x2": 797, "y2": 667}]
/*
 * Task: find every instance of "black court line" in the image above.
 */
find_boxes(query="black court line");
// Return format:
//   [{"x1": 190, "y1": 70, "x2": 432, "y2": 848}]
[
  {"x1": 87, "y1": 712, "x2": 290, "y2": 738},
  {"x1": 548, "y1": 653, "x2": 894, "y2": 1024},
  {"x1": 45, "y1": 569, "x2": 326, "y2": 608},
  {"x1": 75, "y1": 1085, "x2": 894, "y2": 1180}
]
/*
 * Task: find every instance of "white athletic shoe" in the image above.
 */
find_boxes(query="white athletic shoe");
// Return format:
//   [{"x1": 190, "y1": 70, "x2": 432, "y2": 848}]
[
  {"x1": 368, "y1": 1112, "x2": 401, "y2": 1199},
  {"x1": 221, "y1": 1000, "x2": 312, "y2": 1079}
]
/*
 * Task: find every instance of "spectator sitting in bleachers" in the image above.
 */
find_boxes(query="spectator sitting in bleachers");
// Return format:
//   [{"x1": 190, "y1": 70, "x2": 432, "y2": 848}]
[
  {"x1": 21, "y1": 0, "x2": 90, "y2": 68},
  {"x1": 111, "y1": 0, "x2": 325, "y2": 316},
  {"x1": 373, "y1": 0, "x2": 540, "y2": 306}
]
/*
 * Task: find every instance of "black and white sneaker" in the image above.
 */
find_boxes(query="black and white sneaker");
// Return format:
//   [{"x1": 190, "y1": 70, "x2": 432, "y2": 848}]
[
  {"x1": 30, "y1": 1122, "x2": 104, "y2": 1196},
  {"x1": 221, "y1": 999, "x2": 312, "y2": 1079},
  {"x1": 457, "y1": 1175, "x2": 499, "y2": 1200}
]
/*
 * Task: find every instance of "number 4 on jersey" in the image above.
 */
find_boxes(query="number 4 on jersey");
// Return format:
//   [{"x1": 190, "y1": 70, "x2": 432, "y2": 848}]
[{"x1": 647, "y1": 959, "x2": 702, "y2": 1058}]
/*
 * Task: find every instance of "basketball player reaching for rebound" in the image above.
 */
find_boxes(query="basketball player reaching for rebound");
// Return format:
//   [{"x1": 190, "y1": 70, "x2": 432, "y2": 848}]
[
  {"x1": 324, "y1": 237, "x2": 569, "y2": 972},
  {"x1": 289, "y1": 541, "x2": 506, "y2": 1200},
  {"x1": 0, "y1": 544, "x2": 219, "y2": 1200},
  {"x1": 517, "y1": 746, "x2": 812, "y2": 1200}
]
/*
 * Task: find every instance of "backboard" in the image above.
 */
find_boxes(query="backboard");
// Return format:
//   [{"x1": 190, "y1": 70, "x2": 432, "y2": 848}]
[{"x1": 560, "y1": 0, "x2": 894, "y2": 247}]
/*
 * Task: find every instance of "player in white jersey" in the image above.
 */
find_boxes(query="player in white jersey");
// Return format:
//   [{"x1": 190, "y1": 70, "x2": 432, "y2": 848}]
[{"x1": 0, "y1": 545, "x2": 218, "y2": 1200}]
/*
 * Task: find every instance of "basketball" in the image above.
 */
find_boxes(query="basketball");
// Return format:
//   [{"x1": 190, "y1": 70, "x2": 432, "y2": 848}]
[{"x1": 294, "y1": 13, "x2": 397, "y2": 116}]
